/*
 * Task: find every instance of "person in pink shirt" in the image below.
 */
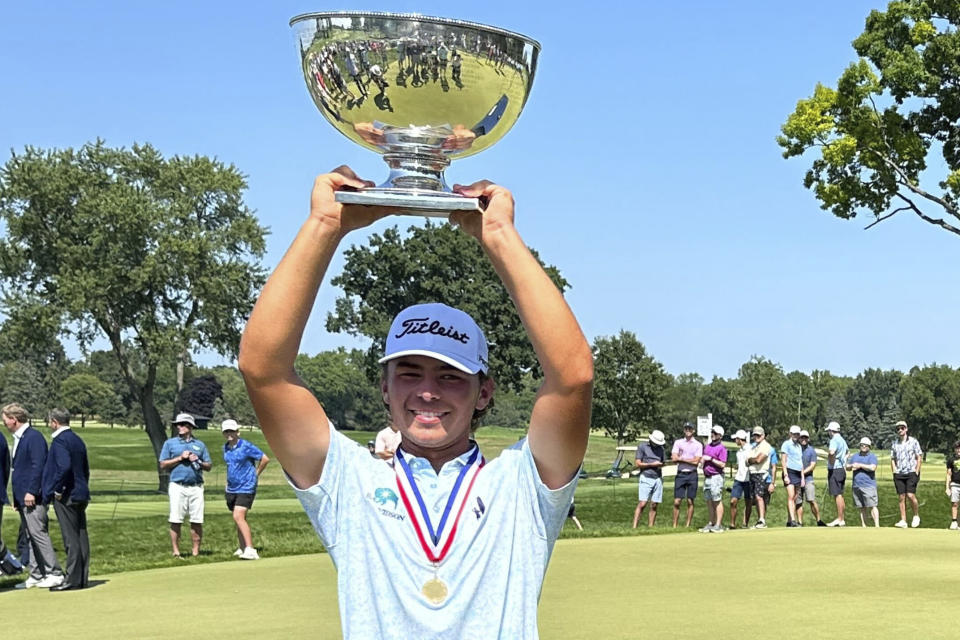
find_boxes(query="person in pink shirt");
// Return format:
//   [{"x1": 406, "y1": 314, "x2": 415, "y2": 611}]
[{"x1": 671, "y1": 423, "x2": 703, "y2": 528}]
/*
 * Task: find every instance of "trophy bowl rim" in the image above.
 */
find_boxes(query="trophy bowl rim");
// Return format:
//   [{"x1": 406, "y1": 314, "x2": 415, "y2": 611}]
[{"x1": 289, "y1": 11, "x2": 541, "y2": 51}]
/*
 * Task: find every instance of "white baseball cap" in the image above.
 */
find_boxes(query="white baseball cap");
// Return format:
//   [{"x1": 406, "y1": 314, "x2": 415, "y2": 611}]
[
  {"x1": 733, "y1": 429, "x2": 748, "y2": 441},
  {"x1": 789, "y1": 425, "x2": 801, "y2": 434},
  {"x1": 826, "y1": 421, "x2": 841, "y2": 432},
  {"x1": 859, "y1": 437, "x2": 872, "y2": 446},
  {"x1": 221, "y1": 419, "x2": 239, "y2": 432},
  {"x1": 649, "y1": 430, "x2": 666, "y2": 446},
  {"x1": 711, "y1": 425, "x2": 724, "y2": 436},
  {"x1": 799, "y1": 430, "x2": 810, "y2": 438},
  {"x1": 379, "y1": 303, "x2": 489, "y2": 374}
]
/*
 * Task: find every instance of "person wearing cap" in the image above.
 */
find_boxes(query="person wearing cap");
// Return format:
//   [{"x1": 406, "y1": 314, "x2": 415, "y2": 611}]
[
  {"x1": 633, "y1": 430, "x2": 666, "y2": 528},
  {"x1": 238, "y1": 169, "x2": 594, "y2": 638},
  {"x1": 846, "y1": 437, "x2": 879, "y2": 527},
  {"x1": 699, "y1": 425, "x2": 728, "y2": 533},
  {"x1": 825, "y1": 421, "x2": 848, "y2": 527},
  {"x1": 795, "y1": 430, "x2": 826, "y2": 527},
  {"x1": 728, "y1": 429, "x2": 752, "y2": 529},
  {"x1": 780, "y1": 425, "x2": 804, "y2": 527},
  {"x1": 374, "y1": 424, "x2": 402, "y2": 460},
  {"x1": 890, "y1": 419, "x2": 923, "y2": 528},
  {"x1": 744, "y1": 430, "x2": 778, "y2": 527},
  {"x1": 945, "y1": 440, "x2": 960, "y2": 530},
  {"x1": 671, "y1": 422, "x2": 703, "y2": 528},
  {"x1": 158, "y1": 412, "x2": 212, "y2": 557},
  {"x1": 745, "y1": 426, "x2": 772, "y2": 528},
  {"x1": 222, "y1": 419, "x2": 270, "y2": 560}
]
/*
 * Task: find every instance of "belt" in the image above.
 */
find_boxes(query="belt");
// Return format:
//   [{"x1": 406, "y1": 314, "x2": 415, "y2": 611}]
[{"x1": 174, "y1": 481, "x2": 203, "y2": 487}]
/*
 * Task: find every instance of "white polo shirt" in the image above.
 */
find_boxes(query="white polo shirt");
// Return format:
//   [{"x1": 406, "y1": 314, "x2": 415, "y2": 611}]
[{"x1": 292, "y1": 425, "x2": 577, "y2": 639}]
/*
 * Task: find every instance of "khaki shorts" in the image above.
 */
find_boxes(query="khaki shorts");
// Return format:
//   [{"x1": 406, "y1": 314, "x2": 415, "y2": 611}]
[
  {"x1": 950, "y1": 483, "x2": 960, "y2": 503},
  {"x1": 169, "y1": 482, "x2": 205, "y2": 524}
]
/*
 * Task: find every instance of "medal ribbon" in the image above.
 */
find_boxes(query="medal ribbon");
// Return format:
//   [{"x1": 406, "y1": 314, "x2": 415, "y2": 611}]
[{"x1": 395, "y1": 446, "x2": 484, "y2": 564}]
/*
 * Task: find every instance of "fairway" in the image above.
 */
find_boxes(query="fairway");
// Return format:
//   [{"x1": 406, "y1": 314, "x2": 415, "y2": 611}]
[{"x1": 6, "y1": 529, "x2": 956, "y2": 639}]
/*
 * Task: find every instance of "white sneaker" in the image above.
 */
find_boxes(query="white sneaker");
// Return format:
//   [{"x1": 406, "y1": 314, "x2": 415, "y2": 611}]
[
  {"x1": 837, "y1": 521, "x2": 846, "y2": 527},
  {"x1": 37, "y1": 574, "x2": 64, "y2": 588},
  {"x1": 949, "y1": 521, "x2": 958, "y2": 530},
  {"x1": 826, "y1": 519, "x2": 840, "y2": 527},
  {"x1": 710, "y1": 524, "x2": 725, "y2": 533},
  {"x1": 232, "y1": 548, "x2": 243, "y2": 557},
  {"x1": 894, "y1": 520, "x2": 908, "y2": 528},
  {"x1": 752, "y1": 520, "x2": 766, "y2": 529},
  {"x1": 698, "y1": 525, "x2": 713, "y2": 533},
  {"x1": 240, "y1": 547, "x2": 259, "y2": 560},
  {"x1": 15, "y1": 576, "x2": 43, "y2": 590},
  {"x1": 911, "y1": 515, "x2": 920, "y2": 528}
]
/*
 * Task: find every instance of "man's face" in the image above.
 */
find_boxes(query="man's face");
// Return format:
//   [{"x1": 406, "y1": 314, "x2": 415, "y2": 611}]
[
  {"x1": 381, "y1": 355, "x2": 492, "y2": 454},
  {"x1": 751, "y1": 434, "x2": 762, "y2": 445},
  {"x1": 710, "y1": 432, "x2": 721, "y2": 444},
  {"x1": 860, "y1": 444, "x2": 870, "y2": 453},
  {"x1": 222, "y1": 430, "x2": 239, "y2": 445},
  {"x1": 176, "y1": 423, "x2": 193, "y2": 438},
  {"x1": 791, "y1": 432, "x2": 799, "y2": 442},
  {"x1": 800, "y1": 436, "x2": 809, "y2": 447},
  {"x1": 683, "y1": 428, "x2": 694, "y2": 440},
  {"x1": 2, "y1": 414, "x2": 17, "y2": 431},
  {"x1": 897, "y1": 425, "x2": 908, "y2": 438}
]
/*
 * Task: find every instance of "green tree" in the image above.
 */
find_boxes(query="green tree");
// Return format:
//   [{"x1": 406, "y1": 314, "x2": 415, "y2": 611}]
[
  {"x1": 810, "y1": 370, "x2": 853, "y2": 438},
  {"x1": 845, "y1": 368, "x2": 903, "y2": 423},
  {"x1": 59, "y1": 372, "x2": 119, "y2": 428},
  {"x1": 591, "y1": 331, "x2": 669, "y2": 445},
  {"x1": 779, "y1": 1, "x2": 960, "y2": 236},
  {"x1": 660, "y1": 373, "x2": 704, "y2": 433},
  {"x1": 295, "y1": 348, "x2": 384, "y2": 430},
  {"x1": 326, "y1": 221, "x2": 569, "y2": 393},
  {"x1": 208, "y1": 365, "x2": 257, "y2": 426},
  {"x1": 732, "y1": 356, "x2": 792, "y2": 442},
  {"x1": 0, "y1": 141, "x2": 267, "y2": 488},
  {"x1": 700, "y1": 375, "x2": 738, "y2": 433},
  {"x1": 900, "y1": 364, "x2": 960, "y2": 457}
]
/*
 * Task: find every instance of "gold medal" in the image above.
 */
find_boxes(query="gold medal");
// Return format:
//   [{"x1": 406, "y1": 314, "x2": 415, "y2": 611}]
[{"x1": 422, "y1": 577, "x2": 448, "y2": 604}]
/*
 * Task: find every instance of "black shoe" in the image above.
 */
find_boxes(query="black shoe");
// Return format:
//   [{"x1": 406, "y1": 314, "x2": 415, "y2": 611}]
[
  {"x1": 49, "y1": 583, "x2": 83, "y2": 592},
  {"x1": 786, "y1": 521, "x2": 797, "y2": 528},
  {"x1": 817, "y1": 520, "x2": 827, "y2": 527}
]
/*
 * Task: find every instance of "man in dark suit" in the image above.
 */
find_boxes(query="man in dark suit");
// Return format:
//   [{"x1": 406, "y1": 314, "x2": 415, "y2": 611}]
[
  {"x1": 2, "y1": 403, "x2": 64, "y2": 589},
  {"x1": 42, "y1": 408, "x2": 91, "y2": 591},
  {"x1": 0, "y1": 428, "x2": 19, "y2": 574}
]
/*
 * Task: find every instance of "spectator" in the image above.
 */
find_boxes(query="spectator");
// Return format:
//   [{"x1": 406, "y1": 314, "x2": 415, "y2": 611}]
[
  {"x1": 632, "y1": 429, "x2": 666, "y2": 528},
  {"x1": 890, "y1": 420, "x2": 922, "y2": 528},
  {"x1": 847, "y1": 437, "x2": 879, "y2": 527},
  {"x1": 746, "y1": 426, "x2": 772, "y2": 529},
  {"x1": 699, "y1": 425, "x2": 728, "y2": 533},
  {"x1": 946, "y1": 440, "x2": 960, "y2": 530},
  {"x1": 825, "y1": 421, "x2": 848, "y2": 527},
  {"x1": 796, "y1": 430, "x2": 826, "y2": 527},
  {"x1": 780, "y1": 425, "x2": 804, "y2": 527},
  {"x1": 728, "y1": 429, "x2": 752, "y2": 529},
  {"x1": 671, "y1": 422, "x2": 703, "y2": 528},
  {"x1": 374, "y1": 425, "x2": 402, "y2": 461},
  {"x1": 221, "y1": 419, "x2": 270, "y2": 560},
  {"x1": 158, "y1": 413, "x2": 212, "y2": 557}
]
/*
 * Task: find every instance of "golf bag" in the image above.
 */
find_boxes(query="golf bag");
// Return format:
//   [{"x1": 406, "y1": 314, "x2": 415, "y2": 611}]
[{"x1": 0, "y1": 540, "x2": 24, "y2": 575}]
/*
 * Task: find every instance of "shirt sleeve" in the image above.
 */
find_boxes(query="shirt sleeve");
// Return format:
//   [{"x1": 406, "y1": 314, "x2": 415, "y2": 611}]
[
  {"x1": 200, "y1": 443, "x2": 212, "y2": 464},
  {"x1": 518, "y1": 438, "x2": 578, "y2": 544},
  {"x1": 246, "y1": 441, "x2": 266, "y2": 462},
  {"x1": 671, "y1": 440, "x2": 680, "y2": 457},
  {"x1": 159, "y1": 440, "x2": 171, "y2": 461},
  {"x1": 716, "y1": 446, "x2": 728, "y2": 464}
]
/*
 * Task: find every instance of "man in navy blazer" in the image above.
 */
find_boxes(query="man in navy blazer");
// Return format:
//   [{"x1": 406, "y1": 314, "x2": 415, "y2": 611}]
[
  {"x1": 3, "y1": 403, "x2": 64, "y2": 589},
  {"x1": 42, "y1": 408, "x2": 91, "y2": 590}
]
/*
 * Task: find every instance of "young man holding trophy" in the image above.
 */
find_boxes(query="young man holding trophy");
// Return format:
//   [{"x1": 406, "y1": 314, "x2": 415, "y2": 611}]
[{"x1": 239, "y1": 167, "x2": 594, "y2": 639}]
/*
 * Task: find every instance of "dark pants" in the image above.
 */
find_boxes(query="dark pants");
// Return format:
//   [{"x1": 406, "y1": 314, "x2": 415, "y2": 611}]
[{"x1": 53, "y1": 500, "x2": 90, "y2": 587}]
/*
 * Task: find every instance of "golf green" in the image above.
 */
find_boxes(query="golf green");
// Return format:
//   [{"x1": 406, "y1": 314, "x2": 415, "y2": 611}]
[{"x1": 6, "y1": 529, "x2": 956, "y2": 639}]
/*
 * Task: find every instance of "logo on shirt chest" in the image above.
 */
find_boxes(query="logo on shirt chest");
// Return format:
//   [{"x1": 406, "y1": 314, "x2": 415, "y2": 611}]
[{"x1": 367, "y1": 488, "x2": 406, "y2": 521}]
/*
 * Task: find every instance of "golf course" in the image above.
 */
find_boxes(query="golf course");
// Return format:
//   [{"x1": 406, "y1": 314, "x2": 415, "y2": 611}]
[{"x1": 2, "y1": 424, "x2": 957, "y2": 638}]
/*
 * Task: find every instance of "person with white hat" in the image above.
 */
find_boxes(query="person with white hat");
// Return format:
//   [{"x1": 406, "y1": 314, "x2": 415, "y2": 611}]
[
  {"x1": 825, "y1": 421, "x2": 848, "y2": 527},
  {"x1": 728, "y1": 429, "x2": 752, "y2": 529},
  {"x1": 699, "y1": 425, "x2": 728, "y2": 533},
  {"x1": 238, "y1": 169, "x2": 594, "y2": 638},
  {"x1": 221, "y1": 419, "x2": 270, "y2": 559},
  {"x1": 746, "y1": 426, "x2": 773, "y2": 528},
  {"x1": 158, "y1": 413, "x2": 212, "y2": 557},
  {"x1": 633, "y1": 430, "x2": 666, "y2": 528},
  {"x1": 846, "y1": 437, "x2": 879, "y2": 527},
  {"x1": 795, "y1": 430, "x2": 826, "y2": 526},
  {"x1": 780, "y1": 425, "x2": 804, "y2": 527}
]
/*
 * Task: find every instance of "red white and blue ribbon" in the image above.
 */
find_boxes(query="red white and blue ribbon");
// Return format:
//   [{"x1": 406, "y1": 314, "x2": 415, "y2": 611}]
[{"x1": 394, "y1": 446, "x2": 485, "y2": 563}]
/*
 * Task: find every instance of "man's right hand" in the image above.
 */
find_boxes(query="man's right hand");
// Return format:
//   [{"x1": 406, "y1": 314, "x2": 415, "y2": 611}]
[{"x1": 310, "y1": 166, "x2": 393, "y2": 236}]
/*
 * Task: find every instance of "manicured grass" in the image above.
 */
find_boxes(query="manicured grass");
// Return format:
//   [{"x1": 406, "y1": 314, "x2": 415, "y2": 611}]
[{"x1": 4, "y1": 530, "x2": 958, "y2": 639}]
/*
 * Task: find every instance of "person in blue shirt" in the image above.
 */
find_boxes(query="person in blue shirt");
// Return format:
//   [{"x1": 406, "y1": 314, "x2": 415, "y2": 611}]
[
  {"x1": 221, "y1": 419, "x2": 270, "y2": 560},
  {"x1": 159, "y1": 413, "x2": 212, "y2": 558},
  {"x1": 846, "y1": 437, "x2": 879, "y2": 527},
  {"x1": 825, "y1": 421, "x2": 849, "y2": 527}
]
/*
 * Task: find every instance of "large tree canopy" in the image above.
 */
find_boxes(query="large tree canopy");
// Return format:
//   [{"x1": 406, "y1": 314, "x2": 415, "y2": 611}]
[
  {"x1": 0, "y1": 140, "x2": 267, "y2": 486},
  {"x1": 591, "y1": 330, "x2": 669, "y2": 445},
  {"x1": 778, "y1": 0, "x2": 960, "y2": 235},
  {"x1": 327, "y1": 221, "x2": 569, "y2": 393}
]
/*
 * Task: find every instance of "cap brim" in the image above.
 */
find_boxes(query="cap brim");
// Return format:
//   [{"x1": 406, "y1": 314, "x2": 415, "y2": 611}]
[{"x1": 379, "y1": 349, "x2": 482, "y2": 374}]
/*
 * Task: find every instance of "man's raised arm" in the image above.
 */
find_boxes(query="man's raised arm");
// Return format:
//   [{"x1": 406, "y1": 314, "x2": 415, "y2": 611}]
[
  {"x1": 238, "y1": 168, "x2": 389, "y2": 489},
  {"x1": 451, "y1": 182, "x2": 594, "y2": 489}
]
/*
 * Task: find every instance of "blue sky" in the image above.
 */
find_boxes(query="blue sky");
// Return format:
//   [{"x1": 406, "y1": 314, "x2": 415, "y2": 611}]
[{"x1": 3, "y1": 1, "x2": 957, "y2": 380}]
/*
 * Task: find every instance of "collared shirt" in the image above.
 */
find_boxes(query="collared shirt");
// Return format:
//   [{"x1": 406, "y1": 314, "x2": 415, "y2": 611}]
[
  {"x1": 748, "y1": 440, "x2": 772, "y2": 475},
  {"x1": 828, "y1": 434, "x2": 848, "y2": 470},
  {"x1": 890, "y1": 437, "x2": 922, "y2": 474},
  {"x1": 671, "y1": 437, "x2": 703, "y2": 473},
  {"x1": 702, "y1": 441, "x2": 727, "y2": 477},
  {"x1": 10, "y1": 422, "x2": 29, "y2": 464},
  {"x1": 801, "y1": 445, "x2": 817, "y2": 478},
  {"x1": 374, "y1": 426, "x2": 402, "y2": 456},
  {"x1": 780, "y1": 439, "x2": 803, "y2": 472},
  {"x1": 223, "y1": 438, "x2": 265, "y2": 494},
  {"x1": 51, "y1": 426, "x2": 70, "y2": 439},
  {"x1": 159, "y1": 436, "x2": 211, "y2": 485},
  {"x1": 848, "y1": 452, "x2": 878, "y2": 488},
  {"x1": 634, "y1": 442, "x2": 664, "y2": 479},
  {"x1": 292, "y1": 425, "x2": 577, "y2": 640}
]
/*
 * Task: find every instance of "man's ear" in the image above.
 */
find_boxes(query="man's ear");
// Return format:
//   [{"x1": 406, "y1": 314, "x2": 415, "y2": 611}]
[
  {"x1": 381, "y1": 376, "x2": 390, "y2": 405},
  {"x1": 475, "y1": 376, "x2": 495, "y2": 411}
]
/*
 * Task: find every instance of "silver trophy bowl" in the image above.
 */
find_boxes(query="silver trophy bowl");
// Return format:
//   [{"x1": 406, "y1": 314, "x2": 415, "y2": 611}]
[{"x1": 290, "y1": 11, "x2": 540, "y2": 215}]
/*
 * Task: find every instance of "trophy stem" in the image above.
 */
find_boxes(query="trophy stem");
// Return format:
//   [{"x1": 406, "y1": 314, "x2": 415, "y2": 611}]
[{"x1": 381, "y1": 152, "x2": 451, "y2": 192}]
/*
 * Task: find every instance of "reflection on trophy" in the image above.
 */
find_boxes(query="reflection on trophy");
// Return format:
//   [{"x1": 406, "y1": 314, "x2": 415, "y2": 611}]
[{"x1": 290, "y1": 11, "x2": 540, "y2": 216}]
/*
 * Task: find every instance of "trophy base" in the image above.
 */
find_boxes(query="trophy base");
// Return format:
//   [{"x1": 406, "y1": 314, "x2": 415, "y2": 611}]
[{"x1": 335, "y1": 189, "x2": 481, "y2": 218}]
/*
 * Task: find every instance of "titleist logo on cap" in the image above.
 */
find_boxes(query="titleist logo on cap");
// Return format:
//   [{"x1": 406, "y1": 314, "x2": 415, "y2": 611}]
[{"x1": 395, "y1": 317, "x2": 470, "y2": 345}]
